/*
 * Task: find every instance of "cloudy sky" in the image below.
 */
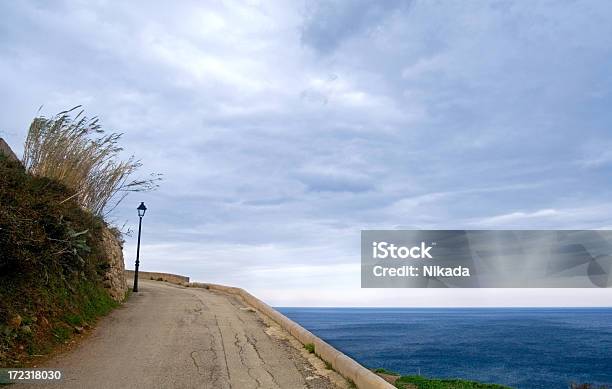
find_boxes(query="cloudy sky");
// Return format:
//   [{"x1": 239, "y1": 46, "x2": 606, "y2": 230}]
[{"x1": 2, "y1": 0, "x2": 612, "y2": 306}]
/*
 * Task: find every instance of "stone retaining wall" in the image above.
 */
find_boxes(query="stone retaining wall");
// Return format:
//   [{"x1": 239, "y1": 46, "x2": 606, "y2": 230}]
[
  {"x1": 193, "y1": 282, "x2": 394, "y2": 389},
  {"x1": 125, "y1": 270, "x2": 189, "y2": 285},
  {"x1": 101, "y1": 228, "x2": 128, "y2": 301}
]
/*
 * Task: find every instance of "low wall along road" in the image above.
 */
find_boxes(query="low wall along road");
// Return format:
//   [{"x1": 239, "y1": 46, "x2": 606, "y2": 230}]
[{"x1": 124, "y1": 270, "x2": 190, "y2": 285}]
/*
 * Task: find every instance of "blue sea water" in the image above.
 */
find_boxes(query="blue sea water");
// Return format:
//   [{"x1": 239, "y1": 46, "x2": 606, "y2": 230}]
[{"x1": 276, "y1": 307, "x2": 612, "y2": 389}]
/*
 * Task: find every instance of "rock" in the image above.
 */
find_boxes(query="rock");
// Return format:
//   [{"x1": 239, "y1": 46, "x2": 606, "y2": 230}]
[
  {"x1": 9, "y1": 314, "x2": 22, "y2": 329},
  {"x1": 74, "y1": 326, "x2": 84, "y2": 334},
  {"x1": 0, "y1": 138, "x2": 20, "y2": 163},
  {"x1": 100, "y1": 228, "x2": 128, "y2": 302}
]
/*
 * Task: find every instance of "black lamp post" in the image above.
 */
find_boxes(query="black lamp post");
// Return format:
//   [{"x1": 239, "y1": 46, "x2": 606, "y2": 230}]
[{"x1": 133, "y1": 202, "x2": 147, "y2": 292}]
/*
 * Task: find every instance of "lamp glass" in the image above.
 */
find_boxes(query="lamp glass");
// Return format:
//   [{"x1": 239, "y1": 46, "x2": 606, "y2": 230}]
[{"x1": 137, "y1": 202, "x2": 147, "y2": 217}]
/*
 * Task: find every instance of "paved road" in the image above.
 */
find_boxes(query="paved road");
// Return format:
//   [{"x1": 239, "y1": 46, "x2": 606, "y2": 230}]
[{"x1": 16, "y1": 280, "x2": 338, "y2": 389}]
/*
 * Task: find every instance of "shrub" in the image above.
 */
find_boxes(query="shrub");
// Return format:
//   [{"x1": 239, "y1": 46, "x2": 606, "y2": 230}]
[{"x1": 0, "y1": 154, "x2": 104, "y2": 277}]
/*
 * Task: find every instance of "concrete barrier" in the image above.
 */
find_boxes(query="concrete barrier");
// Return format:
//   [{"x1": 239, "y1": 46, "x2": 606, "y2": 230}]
[
  {"x1": 197, "y1": 283, "x2": 394, "y2": 389},
  {"x1": 124, "y1": 270, "x2": 189, "y2": 285}
]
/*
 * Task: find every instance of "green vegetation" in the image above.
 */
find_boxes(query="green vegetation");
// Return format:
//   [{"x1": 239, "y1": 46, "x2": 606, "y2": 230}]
[
  {"x1": 0, "y1": 152, "x2": 118, "y2": 366},
  {"x1": 304, "y1": 343, "x2": 315, "y2": 354},
  {"x1": 372, "y1": 366, "x2": 512, "y2": 388},
  {"x1": 375, "y1": 367, "x2": 400, "y2": 375},
  {"x1": 394, "y1": 375, "x2": 512, "y2": 389}
]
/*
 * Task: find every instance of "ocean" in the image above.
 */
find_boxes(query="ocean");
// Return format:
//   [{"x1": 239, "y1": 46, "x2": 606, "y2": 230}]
[{"x1": 277, "y1": 307, "x2": 612, "y2": 389}]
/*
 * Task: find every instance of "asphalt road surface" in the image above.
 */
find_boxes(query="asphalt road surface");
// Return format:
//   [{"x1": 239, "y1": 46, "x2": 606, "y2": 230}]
[{"x1": 15, "y1": 280, "x2": 339, "y2": 389}]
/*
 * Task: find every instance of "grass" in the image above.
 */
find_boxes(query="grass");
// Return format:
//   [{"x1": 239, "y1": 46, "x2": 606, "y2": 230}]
[
  {"x1": 394, "y1": 375, "x2": 512, "y2": 389},
  {"x1": 65, "y1": 282, "x2": 119, "y2": 326},
  {"x1": 51, "y1": 326, "x2": 72, "y2": 343},
  {"x1": 375, "y1": 368, "x2": 400, "y2": 375},
  {"x1": 1, "y1": 279, "x2": 120, "y2": 366},
  {"x1": 304, "y1": 343, "x2": 315, "y2": 353},
  {"x1": 22, "y1": 106, "x2": 160, "y2": 216}
]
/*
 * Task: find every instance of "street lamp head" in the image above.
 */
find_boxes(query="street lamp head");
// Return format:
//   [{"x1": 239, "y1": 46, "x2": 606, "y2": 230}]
[{"x1": 137, "y1": 202, "x2": 147, "y2": 217}]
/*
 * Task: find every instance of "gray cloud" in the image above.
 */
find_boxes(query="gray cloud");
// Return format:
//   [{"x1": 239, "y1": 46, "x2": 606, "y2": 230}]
[{"x1": 300, "y1": 0, "x2": 409, "y2": 54}]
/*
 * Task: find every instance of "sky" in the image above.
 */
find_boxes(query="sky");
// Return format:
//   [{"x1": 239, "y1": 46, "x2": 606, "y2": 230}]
[{"x1": 1, "y1": 0, "x2": 612, "y2": 306}]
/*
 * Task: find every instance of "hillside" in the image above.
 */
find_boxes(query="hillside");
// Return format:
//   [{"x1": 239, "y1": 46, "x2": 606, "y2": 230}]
[{"x1": 0, "y1": 151, "x2": 126, "y2": 367}]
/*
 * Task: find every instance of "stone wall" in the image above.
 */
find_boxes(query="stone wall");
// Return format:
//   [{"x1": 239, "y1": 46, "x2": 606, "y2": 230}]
[
  {"x1": 124, "y1": 270, "x2": 189, "y2": 285},
  {"x1": 101, "y1": 228, "x2": 128, "y2": 301}
]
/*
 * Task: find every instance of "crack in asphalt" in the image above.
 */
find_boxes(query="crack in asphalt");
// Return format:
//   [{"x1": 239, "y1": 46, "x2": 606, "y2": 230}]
[{"x1": 214, "y1": 313, "x2": 233, "y2": 389}]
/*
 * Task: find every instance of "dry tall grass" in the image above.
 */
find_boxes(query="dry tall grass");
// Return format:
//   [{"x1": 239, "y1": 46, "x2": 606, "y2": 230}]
[{"x1": 22, "y1": 106, "x2": 160, "y2": 216}]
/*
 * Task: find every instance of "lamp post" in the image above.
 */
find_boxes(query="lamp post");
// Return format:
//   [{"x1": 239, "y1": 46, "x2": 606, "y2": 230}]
[{"x1": 133, "y1": 202, "x2": 147, "y2": 292}]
